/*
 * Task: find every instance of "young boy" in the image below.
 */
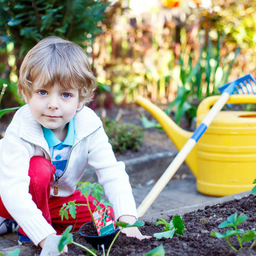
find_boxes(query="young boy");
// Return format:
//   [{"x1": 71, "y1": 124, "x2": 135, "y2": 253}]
[{"x1": 0, "y1": 36, "x2": 149, "y2": 250}]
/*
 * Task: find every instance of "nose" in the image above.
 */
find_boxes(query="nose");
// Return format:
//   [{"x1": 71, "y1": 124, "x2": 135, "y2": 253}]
[{"x1": 47, "y1": 95, "x2": 59, "y2": 110}]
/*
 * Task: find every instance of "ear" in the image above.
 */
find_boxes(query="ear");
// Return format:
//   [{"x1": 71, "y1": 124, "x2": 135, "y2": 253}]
[
  {"x1": 76, "y1": 102, "x2": 84, "y2": 111},
  {"x1": 20, "y1": 88, "x2": 29, "y2": 104}
]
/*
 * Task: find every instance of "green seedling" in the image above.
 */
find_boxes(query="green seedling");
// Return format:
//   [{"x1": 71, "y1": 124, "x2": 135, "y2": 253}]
[
  {"x1": 58, "y1": 221, "x2": 145, "y2": 256},
  {"x1": 105, "y1": 221, "x2": 145, "y2": 256},
  {"x1": 210, "y1": 212, "x2": 256, "y2": 251},
  {"x1": 60, "y1": 182, "x2": 112, "y2": 226},
  {"x1": 252, "y1": 179, "x2": 256, "y2": 195},
  {"x1": 211, "y1": 229, "x2": 244, "y2": 252},
  {"x1": 0, "y1": 248, "x2": 20, "y2": 256},
  {"x1": 154, "y1": 215, "x2": 185, "y2": 239},
  {"x1": 59, "y1": 181, "x2": 145, "y2": 255},
  {"x1": 58, "y1": 225, "x2": 97, "y2": 256},
  {"x1": 145, "y1": 245, "x2": 165, "y2": 256}
]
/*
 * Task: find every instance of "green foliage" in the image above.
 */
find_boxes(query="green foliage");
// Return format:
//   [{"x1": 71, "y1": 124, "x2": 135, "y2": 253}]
[
  {"x1": 58, "y1": 226, "x2": 73, "y2": 252},
  {"x1": 7, "y1": 249, "x2": 20, "y2": 256},
  {"x1": 211, "y1": 212, "x2": 256, "y2": 251},
  {"x1": 0, "y1": 248, "x2": 21, "y2": 256},
  {"x1": 0, "y1": 0, "x2": 110, "y2": 56},
  {"x1": 165, "y1": 86, "x2": 197, "y2": 126},
  {"x1": 60, "y1": 201, "x2": 77, "y2": 220},
  {"x1": 58, "y1": 225, "x2": 97, "y2": 256},
  {"x1": 251, "y1": 179, "x2": 256, "y2": 195},
  {"x1": 58, "y1": 220, "x2": 145, "y2": 256},
  {"x1": 106, "y1": 221, "x2": 145, "y2": 256},
  {"x1": 140, "y1": 115, "x2": 162, "y2": 130},
  {"x1": 0, "y1": 83, "x2": 20, "y2": 119},
  {"x1": 154, "y1": 216, "x2": 185, "y2": 239},
  {"x1": 60, "y1": 182, "x2": 112, "y2": 226},
  {"x1": 104, "y1": 119, "x2": 144, "y2": 154},
  {"x1": 145, "y1": 245, "x2": 165, "y2": 256}
]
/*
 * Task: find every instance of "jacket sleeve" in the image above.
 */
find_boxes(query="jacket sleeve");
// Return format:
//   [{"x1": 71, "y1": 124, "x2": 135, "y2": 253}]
[
  {"x1": 0, "y1": 124, "x2": 56, "y2": 245},
  {"x1": 87, "y1": 126, "x2": 138, "y2": 220}
]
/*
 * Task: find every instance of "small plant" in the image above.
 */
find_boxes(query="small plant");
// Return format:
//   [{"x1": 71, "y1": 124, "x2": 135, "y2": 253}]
[
  {"x1": 211, "y1": 212, "x2": 256, "y2": 252},
  {"x1": 59, "y1": 225, "x2": 97, "y2": 256},
  {"x1": 58, "y1": 221, "x2": 145, "y2": 256},
  {"x1": 59, "y1": 181, "x2": 145, "y2": 255},
  {"x1": 106, "y1": 220, "x2": 145, "y2": 256},
  {"x1": 154, "y1": 215, "x2": 185, "y2": 239},
  {"x1": 251, "y1": 179, "x2": 256, "y2": 194},
  {"x1": 60, "y1": 181, "x2": 112, "y2": 227},
  {"x1": 145, "y1": 245, "x2": 165, "y2": 256},
  {"x1": 0, "y1": 248, "x2": 20, "y2": 256}
]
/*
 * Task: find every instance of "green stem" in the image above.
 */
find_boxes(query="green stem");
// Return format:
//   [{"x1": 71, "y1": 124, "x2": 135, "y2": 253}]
[
  {"x1": 226, "y1": 238, "x2": 237, "y2": 252},
  {"x1": 0, "y1": 84, "x2": 7, "y2": 106},
  {"x1": 234, "y1": 227, "x2": 242, "y2": 249},
  {"x1": 86, "y1": 196, "x2": 95, "y2": 226},
  {"x1": 106, "y1": 229, "x2": 122, "y2": 256},
  {"x1": 101, "y1": 244, "x2": 106, "y2": 256},
  {"x1": 72, "y1": 241, "x2": 97, "y2": 256},
  {"x1": 236, "y1": 235, "x2": 242, "y2": 249},
  {"x1": 250, "y1": 238, "x2": 256, "y2": 249}
]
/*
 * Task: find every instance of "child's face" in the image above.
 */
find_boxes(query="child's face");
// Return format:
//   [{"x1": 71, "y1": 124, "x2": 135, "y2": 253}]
[{"x1": 22, "y1": 83, "x2": 83, "y2": 138}]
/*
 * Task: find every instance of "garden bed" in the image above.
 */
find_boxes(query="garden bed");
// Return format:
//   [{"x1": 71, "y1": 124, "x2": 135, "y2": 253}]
[
  {"x1": 11, "y1": 193, "x2": 256, "y2": 255},
  {"x1": 68, "y1": 194, "x2": 256, "y2": 256}
]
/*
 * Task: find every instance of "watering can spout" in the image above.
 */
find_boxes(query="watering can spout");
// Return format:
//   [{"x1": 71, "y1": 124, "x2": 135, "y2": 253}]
[{"x1": 135, "y1": 95, "x2": 198, "y2": 177}]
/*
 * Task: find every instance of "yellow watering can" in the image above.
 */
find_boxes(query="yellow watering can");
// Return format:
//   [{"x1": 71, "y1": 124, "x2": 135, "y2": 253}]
[
  {"x1": 136, "y1": 94, "x2": 256, "y2": 196},
  {"x1": 135, "y1": 74, "x2": 256, "y2": 217}
]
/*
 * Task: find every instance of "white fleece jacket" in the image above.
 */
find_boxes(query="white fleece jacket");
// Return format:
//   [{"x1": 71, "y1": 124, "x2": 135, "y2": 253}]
[{"x1": 0, "y1": 104, "x2": 137, "y2": 245}]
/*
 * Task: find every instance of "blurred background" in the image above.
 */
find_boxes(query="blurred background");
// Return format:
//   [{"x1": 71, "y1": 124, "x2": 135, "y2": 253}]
[{"x1": 0, "y1": 0, "x2": 255, "y2": 122}]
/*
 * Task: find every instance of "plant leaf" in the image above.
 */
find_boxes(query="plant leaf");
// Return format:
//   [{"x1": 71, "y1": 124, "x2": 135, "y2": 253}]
[
  {"x1": 241, "y1": 230, "x2": 256, "y2": 242},
  {"x1": 141, "y1": 115, "x2": 162, "y2": 130},
  {"x1": 115, "y1": 221, "x2": 144, "y2": 228},
  {"x1": 218, "y1": 220, "x2": 235, "y2": 228},
  {"x1": 0, "y1": 107, "x2": 20, "y2": 119},
  {"x1": 7, "y1": 248, "x2": 21, "y2": 256},
  {"x1": 211, "y1": 231, "x2": 225, "y2": 239},
  {"x1": 226, "y1": 212, "x2": 237, "y2": 225},
  {"x1": 145, "y1": 245, "x2": 165, "y2": 256},
  {"x1": 154, "y1": 229, "x2": 175, "y2": 239},
  {"x1": 172, "y1": 215, "x2": 185, "y2": 235},
  {"x1": 58, "y1": 226, "x2": 73, "y2": 252},
  {"x1": 236, "y1": 215, "x2": 248, "y2": 226},
  {"x1": 252, "y1": 185, "x2": 256, "y2": 195},
  {"x1": 225, "y1": 229, "x2": 244, "y2": 237}
]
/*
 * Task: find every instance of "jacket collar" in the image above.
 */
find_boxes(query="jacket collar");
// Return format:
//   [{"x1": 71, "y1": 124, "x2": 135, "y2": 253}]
[{"x1": 18, "y1": 105, "x2": 102, "y2": 150}]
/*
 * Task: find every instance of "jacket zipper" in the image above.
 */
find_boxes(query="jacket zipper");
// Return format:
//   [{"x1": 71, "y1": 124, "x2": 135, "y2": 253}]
[{"x1": 52, "y1": 126, "x2": 101, "y2": 195}]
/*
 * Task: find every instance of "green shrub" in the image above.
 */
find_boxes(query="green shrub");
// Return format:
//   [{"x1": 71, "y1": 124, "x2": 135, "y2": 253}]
[{"x1": 104, "y1": 119, "x2": 144, "y2": 154}]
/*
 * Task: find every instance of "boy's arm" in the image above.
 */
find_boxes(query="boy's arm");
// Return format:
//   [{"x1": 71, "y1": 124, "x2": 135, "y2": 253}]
[
  {"x1": 87, "y1": 127, "x2": 138, "y2": 220},
  {"x1": 0, "y1": 126, "x2": 56, "y2": 245}
]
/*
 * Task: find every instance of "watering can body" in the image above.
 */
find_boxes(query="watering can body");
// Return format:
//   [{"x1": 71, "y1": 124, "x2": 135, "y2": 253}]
[
  {"x1": 136, "y1": 95, "x2": 256, "y2": 196},
  {"x1": 196, "y1": 95, "x2": 256, "y2": 196}
]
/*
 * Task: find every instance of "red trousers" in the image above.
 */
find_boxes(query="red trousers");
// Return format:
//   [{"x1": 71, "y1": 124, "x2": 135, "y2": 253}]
[{"x1": 0, "y1": 156, "x2": 111, "y2": 236}]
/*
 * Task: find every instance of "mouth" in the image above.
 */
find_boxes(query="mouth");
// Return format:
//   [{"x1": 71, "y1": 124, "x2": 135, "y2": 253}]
[{"x1": 44, "y1": 115, "x2": 61, "y2": 119}]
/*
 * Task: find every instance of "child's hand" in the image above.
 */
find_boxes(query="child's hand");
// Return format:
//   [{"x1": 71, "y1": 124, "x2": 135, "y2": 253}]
[
  {"x1": 118, "y1": 215, "x2": 151, "y2": 240},
  {"x1": 40, "y1": 234, "x2": 68, "y2": 254}
]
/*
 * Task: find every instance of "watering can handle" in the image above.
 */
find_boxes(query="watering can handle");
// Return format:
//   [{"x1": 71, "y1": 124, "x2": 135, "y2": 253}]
[{"x1": 197, "y1": 95, "x2": 256, "y2": 117}]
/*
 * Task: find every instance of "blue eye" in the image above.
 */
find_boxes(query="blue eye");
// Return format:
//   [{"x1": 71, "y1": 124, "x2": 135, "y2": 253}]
[
  {"x1": 62, "y1": 93, "x2": 71, "y2": 98},
  {"x1": 39, "y1": 90, "x2": 47, "y2": 96}
]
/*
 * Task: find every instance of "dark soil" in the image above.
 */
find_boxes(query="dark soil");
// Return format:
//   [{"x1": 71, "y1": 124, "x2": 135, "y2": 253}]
[{"x1": 22, "y1": 194, "x2": 256, "y2": 255}]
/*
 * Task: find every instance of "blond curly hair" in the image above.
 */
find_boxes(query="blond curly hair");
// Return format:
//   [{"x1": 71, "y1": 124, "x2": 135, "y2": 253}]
[{"x1": 18, "y1": 36, "x2": 97, "y2": 104}]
